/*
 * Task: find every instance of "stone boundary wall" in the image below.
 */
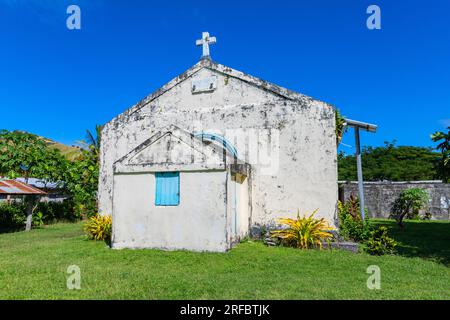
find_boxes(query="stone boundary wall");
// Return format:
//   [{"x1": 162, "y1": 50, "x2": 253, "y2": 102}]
[{"x1": 338, "y1": 181, "x2": 450, "y2": 220}]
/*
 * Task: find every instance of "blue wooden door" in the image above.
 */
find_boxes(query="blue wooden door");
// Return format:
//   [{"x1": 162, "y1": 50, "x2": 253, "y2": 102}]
[{"x1": 155, "y1": 172, "x2": 180, "y2": 206}]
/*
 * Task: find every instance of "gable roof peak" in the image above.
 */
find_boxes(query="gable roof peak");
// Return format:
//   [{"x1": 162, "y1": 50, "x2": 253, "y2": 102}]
[
  {"x1": 195, "y1": 58, "x2": 311, "y2": 102},
  {"x1": 105, "y1": 58, "x2": 332, "y2": 127}
]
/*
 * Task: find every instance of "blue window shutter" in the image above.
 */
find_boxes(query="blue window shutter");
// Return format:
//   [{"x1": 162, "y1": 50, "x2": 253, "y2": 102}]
[{"x1": 155, "y1": 172, "x2": 180, "y2": 206}]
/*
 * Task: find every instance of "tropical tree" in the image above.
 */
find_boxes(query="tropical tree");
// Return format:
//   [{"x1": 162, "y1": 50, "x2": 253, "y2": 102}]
[
  {"x1": 338, "y1": 141, "x2": 440, "y2": 181},
  {"x1": 431, "y1": 126, "x2": 450, "y2": 182},
  {"x1": 66, "y1": 125, "x2": 103, "y2": 218},
  {"x1": 0, "y1": 130, "x2": 68, "y2": 184},
  {"x1": 0, "y1": 128, "x2": 103, "y2": 221},
  {"x1": 0, "y1": 130, "x2": 70, "y2": 229},
  {"x1": 77, "y1": 124, "x2": 103, "y2": 162},
  {"x1": 391, "y1": 188, "x2": 430, "y2": 228}
]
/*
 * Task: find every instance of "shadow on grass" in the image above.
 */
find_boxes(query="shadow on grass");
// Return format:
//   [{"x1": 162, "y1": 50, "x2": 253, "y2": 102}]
[
  {"x1": 0, "y1": 226, "x2": 25, "y2": 234},
  {"x1": 0, "y1": 218, "x2": 82, "y2": 235},
  {"x1": 372, "y1": 219, "x2": 450, "y2": 266}
]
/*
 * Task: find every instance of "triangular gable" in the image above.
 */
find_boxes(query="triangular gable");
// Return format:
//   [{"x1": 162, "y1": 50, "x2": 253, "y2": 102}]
[
  {"x1": 114, "y1": 125, "x2": 228, "y2": 173},
  {"x1": 127, "y1": 132, "x2": 204, "y2": 166},
  {"x1": 107, "y1": 58, "x2": 328, "y2": 125}
]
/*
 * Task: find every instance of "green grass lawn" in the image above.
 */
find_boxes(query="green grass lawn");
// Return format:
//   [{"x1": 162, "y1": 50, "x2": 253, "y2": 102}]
[{"x1": 0, "y1": 220, "x2": 449, "y2": 299}]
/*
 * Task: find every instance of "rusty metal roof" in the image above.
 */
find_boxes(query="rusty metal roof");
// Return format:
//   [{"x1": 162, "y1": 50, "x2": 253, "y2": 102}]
[{"x1": 0, "y1": 179, "x2": 47, "y2": 195}]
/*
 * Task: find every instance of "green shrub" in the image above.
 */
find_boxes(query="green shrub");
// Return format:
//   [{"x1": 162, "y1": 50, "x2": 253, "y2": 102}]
[
  {"x1": 35, "y1": 200, "x2": 79, "y2": 224},
  {"x1": 338, "y1": 196, "x2": 372, "y2": 242},
  {"x1": 84, "y1": 214, "x2": 112, "y2": 242},
  {"x1": 339, "y1": 212, "x2": 372, "y2": 242},
  {"x1": 0, "y1": 200, "x2": 80, "y2": 231},
  {"x1": 0, "y1": 202, "x2": 26, "y2": 229},
  {"x1": 32, "y1": 211, "x2": 44, "y2": 227},
  {"x1": 391, "y1": 188, "x2": 430, "y2": 227},
  {"x1": 339, "y1": 196, "x2": 397, "y2": 255},
  {"x1": 364, "y1": 226, "x2": 397, "y2": 255}
]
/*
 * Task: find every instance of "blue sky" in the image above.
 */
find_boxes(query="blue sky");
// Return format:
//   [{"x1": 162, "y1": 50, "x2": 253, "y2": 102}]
[{"x1": 0, "y1": 0, "x2": 449, "y2": 153}]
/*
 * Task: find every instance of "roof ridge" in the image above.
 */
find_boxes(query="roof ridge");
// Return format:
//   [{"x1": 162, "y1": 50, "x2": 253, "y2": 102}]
[{"x1": 105, "y1": 59, "x2": 332, "y2": 129}]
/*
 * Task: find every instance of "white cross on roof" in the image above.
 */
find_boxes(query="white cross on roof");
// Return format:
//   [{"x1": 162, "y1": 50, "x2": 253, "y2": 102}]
[{"x1": 196, "y1": 32, "x2": 216, "y2": 59}]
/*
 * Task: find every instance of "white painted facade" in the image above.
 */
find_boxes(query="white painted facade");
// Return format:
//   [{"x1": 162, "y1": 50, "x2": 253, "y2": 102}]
[
  {"x1": 100, "y1": 58, "x2": 338, "y2": 252},
  {"x1": 113, "y1": 171, "x2": 228, "y2": 251}
]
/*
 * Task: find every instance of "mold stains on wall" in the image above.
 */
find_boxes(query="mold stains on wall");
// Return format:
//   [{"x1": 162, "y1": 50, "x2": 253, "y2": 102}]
[{"x1": 99, "y1": 60, "x2": 338, "y2": 229}]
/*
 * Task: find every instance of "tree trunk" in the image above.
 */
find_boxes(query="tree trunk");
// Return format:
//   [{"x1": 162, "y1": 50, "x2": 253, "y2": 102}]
[
  {"x1": 25, "y1": 212, "x2": 32, "y2": 231},
  {"x1": 398, "y1": 202, "x2": 412, "y2": 229},
  {"x1": 25, "y1": 195, "x2": 37, "y2": 231}
]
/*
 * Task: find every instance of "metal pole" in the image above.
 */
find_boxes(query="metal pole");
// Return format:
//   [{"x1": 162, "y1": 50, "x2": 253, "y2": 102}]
[{"x1": 354, "y1": 127, "x2": 366, "y2": 220}]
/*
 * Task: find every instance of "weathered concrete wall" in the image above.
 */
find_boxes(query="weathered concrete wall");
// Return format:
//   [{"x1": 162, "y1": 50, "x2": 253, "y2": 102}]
[
  {"x1": 100, "y1": 59, "x2": 338, "y2": 230},
  {"x1": 339, "y1": 181, "x2": 450, "y2": 220},
  {"x1": 112, "y1": 171, "x2": 230, "y2": 252}
]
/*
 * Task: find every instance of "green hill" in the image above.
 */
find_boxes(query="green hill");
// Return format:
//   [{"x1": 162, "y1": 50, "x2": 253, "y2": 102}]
[
  {"x1": 13, "y1": 131, "x2": 83, "y2": 161},
  {"x1": 40, "y1": 137, "x2": 82, "y2": 161}
]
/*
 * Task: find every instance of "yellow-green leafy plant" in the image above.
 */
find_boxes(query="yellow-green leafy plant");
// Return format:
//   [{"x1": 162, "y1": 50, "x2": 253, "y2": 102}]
[
  {"x1": 84, "y1": 214, "x2": 112, "y2": 242},
  {"x1": 335, "y1": 109, "x2": 347, "y2": 145},
  {"x1": 271, "y1": 209, "x2": 334, "y2": 249},
  {"x1": 364, "y1": 226, "x2": 397, "y2": 255}
]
